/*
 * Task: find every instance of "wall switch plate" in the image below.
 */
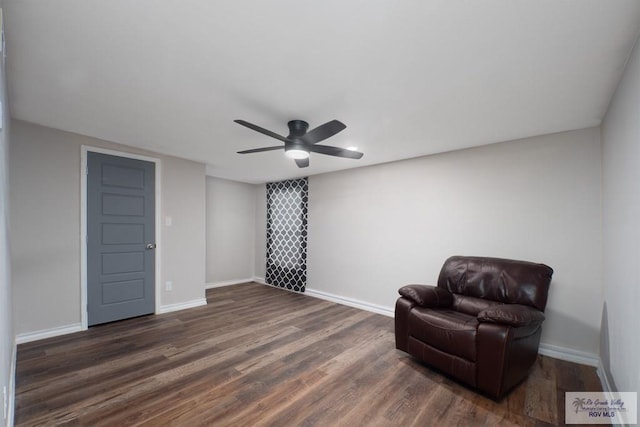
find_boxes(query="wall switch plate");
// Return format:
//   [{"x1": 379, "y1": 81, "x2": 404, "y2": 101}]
[
  {"x1": 165, "y1": 216, "x2": 172, "y2": 226},
  {"x1": 166, "y1": 281, "x2": 172, "y2": 291}
]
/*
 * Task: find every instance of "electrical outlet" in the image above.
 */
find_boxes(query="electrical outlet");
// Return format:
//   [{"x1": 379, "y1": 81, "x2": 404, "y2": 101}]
[{"x1": 166, "y1": 281, "x2": 172, "y2": 291}]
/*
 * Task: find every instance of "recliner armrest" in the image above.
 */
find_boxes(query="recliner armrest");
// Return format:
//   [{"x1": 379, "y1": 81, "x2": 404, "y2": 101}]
[
  {"x1": 477, "y1": 304, "x2": 545, "y2": 327},
  {"x1": 398, "y1": 284, "x2": 453, "y2": 308}
]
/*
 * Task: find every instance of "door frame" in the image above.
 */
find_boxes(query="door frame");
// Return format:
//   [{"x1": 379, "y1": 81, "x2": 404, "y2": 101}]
[{"x1": 80, "y1": 145, "x2": 162, "y2": 330}]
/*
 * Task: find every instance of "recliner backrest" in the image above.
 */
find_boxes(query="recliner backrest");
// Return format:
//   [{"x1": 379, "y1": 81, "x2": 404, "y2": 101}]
[{"x1": 437, "y1": 256, "x2": 553, "y2": 311}]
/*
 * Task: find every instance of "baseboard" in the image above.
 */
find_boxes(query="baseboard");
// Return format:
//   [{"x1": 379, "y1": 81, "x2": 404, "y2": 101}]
[
  {"x1": 596, "y1": 361, "x2": 626, "y2": 426},
  {"x1": 205, "y1": 278, "x2": 255, "y2": 289},
  {"x1": 597, "y1": 359, "x2": 616, "y2": 393},
  {"x1": 253, "y1": 276, "x2": 266, "y2": 285},
  {"x1": 305, "y1": 287, "x2": 394, "y2": 318},
  {"x1": 253, "y1": 282, "x2": 601, "y2": 370},
  {"x1": 15, "y1": 323, "x2": 83, "y2": 345},
  {"x1": 157, "y1": 298, "x2": 207, "y2": 314},
  {"x1": 538, "y1": 343, "x2": 599, "y2": 367},
  {"x1": 255, "y1": 280, "x2": 304, "y2": 294},
  {"x1": 7, "y1": 339, "x2": 16, "y2": 427},
  {"x1": 296, "y1": 289, "x2": 602, "y2": 368}
]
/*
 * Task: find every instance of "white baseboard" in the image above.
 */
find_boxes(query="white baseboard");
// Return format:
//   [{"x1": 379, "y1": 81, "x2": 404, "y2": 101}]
[
  {"x1": 226, "y1": 282, "x2": 605, "y2": 373},
  {"x1": 7, "y1": 339, "x2": 16, "y2": 427},
  {"x1": 205, "y1": 278, "x2": 255, "y2": 289},
  {"x1": 597, "y1": 359, "x2": 616, "y2": 393},
  {"x1": 287, "y1": 287, "x2": 601, "y2": 367},
  {"x1": 596, "y1": 360, "x2": 625, "y2": 426},
  {"x1": 305, "y1": 287, "x2": 394, "y2": 318},
  {"x1": 255, "y1": 280, "x2": 304, "y2": 294},
  {"x1": 538, "y1": 343, "x2": 599, "y2": 367},
  {"x1": 157, "y1": 298, "x2": 207, "y2": 314},
  {"x1": 15, "y1": 323, "x2": 83, "y2": 345},
  {"x1": 15, "y1": 299, "x2": 209, "y2": 344}
]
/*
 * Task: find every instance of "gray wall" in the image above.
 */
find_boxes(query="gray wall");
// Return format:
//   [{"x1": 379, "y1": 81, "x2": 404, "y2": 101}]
[
  {"x1": 602, "y1": 34, "x2": 640, "y2": 401},
  {"x1": 10, "y1": 120, "x2": 206, "y2": 335},
  {"x1": 303, "y1": 127, "x2": 603, "y2": 356},
  {"x1": 157, "y1": 154, "x2": 206, "y2": 307},
  {"x1": 205, "y1": 177, "x2": 258, "y2": 284},
  {"x1": 0, "y1": 6, "x2": 15, "y2": 422},
  {"x1": 254, "y1": 185, "x2": 266, "y2": 280}
]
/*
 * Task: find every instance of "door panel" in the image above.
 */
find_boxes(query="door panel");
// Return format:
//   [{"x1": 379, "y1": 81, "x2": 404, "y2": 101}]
[
  {"x1": 101, "y1": 252, "x2": 144, "y2": 274},
  {"x1": 102, "y1": 280, "x2": 145, "y2": 304},
  {"x1": 101, "y1": 193, "x2": 145, "y2": 216},
  {"x1": 102, "y1": 223, "x2": 144, "y2": 244},
  {"x1": 87, "y1": 152, "x2": 155, "y2": 326}
]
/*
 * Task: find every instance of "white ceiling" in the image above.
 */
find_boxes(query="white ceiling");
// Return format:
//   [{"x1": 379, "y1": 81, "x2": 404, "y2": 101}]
[{"x1": 4, "y1": 1, "x2": 640, "y2": 184}]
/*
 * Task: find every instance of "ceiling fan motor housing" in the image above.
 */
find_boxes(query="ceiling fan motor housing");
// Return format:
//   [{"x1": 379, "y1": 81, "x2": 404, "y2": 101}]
[
  {"x1": 285, "y1": 120, "x2": 310, "y2": 157},
  {"x1": 287, "y1": 120, "x2": 309, "y2": 138}
]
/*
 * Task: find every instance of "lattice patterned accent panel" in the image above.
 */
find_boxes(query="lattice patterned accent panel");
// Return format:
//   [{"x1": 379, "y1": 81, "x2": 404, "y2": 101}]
[{"x1": 266, "y1": 178, "x2": 308, "y2": 292}]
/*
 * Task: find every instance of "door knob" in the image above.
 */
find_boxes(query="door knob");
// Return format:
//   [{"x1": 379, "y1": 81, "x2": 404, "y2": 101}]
[{"x1": 146, "y1": 243, "x2": 156, "y2": 250}]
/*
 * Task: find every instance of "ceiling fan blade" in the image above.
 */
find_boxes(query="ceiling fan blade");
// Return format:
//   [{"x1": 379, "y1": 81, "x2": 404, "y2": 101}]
[
  {"x1": 237, "y1": 146, "x2": 284, "y2": 154},
  {"x1": 308, "y1": 145, "x2": 364, "y2": 159},
  {"x1": 234, "y1": 120, "x2": 288, "y2": 142},
  {"x1": 295, "y1": 158, "x2": 309, "y2": 168},
  {"x1": 299, "y1": 120, "x2": 346, "y2": 144}
]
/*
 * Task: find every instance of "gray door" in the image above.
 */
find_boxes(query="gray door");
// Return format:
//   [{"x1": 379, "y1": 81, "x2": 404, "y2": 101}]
[{"x1": 87, "y1": 152, "x2": 156, "y2": 326}]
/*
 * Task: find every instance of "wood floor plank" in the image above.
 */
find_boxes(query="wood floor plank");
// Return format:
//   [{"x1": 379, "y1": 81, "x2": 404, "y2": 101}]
[
  {"x1": 525, "y1": 375, "x2": 558, "y2": 425},
  {"x1": 15, "y1": 282, "x2": 602, "y2": 426}
]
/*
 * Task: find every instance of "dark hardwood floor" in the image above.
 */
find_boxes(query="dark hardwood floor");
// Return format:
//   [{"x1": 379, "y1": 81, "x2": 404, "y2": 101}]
[{"x1": 15, "y1": 282, "x2": 602, "y2": 426}]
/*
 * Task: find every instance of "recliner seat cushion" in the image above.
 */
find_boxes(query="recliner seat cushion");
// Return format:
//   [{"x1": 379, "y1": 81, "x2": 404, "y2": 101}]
[{"x1": 408, "y1": 307, "x2": 478, "y2": 361}]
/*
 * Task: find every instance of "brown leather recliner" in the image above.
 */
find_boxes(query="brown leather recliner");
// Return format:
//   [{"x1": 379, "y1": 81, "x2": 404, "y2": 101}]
[{"x1": 395, "y1": 256, "x2": 553, "y2": 399}]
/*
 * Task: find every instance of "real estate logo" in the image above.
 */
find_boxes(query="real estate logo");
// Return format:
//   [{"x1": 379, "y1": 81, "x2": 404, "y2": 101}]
[{"x1": 566, "y1": 392, "x2": 637, "y2": 424}]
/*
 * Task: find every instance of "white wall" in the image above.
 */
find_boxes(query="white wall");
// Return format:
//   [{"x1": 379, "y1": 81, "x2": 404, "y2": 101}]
[
  {"x1": 307, "y1": 128, "x2": 603, "y2": 356},
  {"x1": 10, "y1": 120, "x2": 206, "y2": 336},
  {"x1": 205, "y1": 177, "x2": 257, "y2": 285},
  {"x1": 0, "y1": 5, "x2": 15, "y2": 422},
  {"x1": 601, "y1": 34, "x2": 640, "y2": 398}
]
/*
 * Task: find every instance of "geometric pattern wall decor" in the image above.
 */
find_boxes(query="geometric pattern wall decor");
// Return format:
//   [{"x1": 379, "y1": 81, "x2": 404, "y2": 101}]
[{"x1": 266, "y1": 177, "x2": 308, "y2": 292}]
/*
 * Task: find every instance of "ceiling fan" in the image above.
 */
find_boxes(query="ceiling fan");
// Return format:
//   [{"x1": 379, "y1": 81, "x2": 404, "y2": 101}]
[{"x1": 234, "y1": 119, "x2": 364, "y2": 168}]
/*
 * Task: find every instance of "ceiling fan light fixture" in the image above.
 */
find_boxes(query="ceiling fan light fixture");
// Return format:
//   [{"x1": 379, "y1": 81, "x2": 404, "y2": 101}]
[{"x1": 285, "y1": 148, "x2": 309, "y2": 159}]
